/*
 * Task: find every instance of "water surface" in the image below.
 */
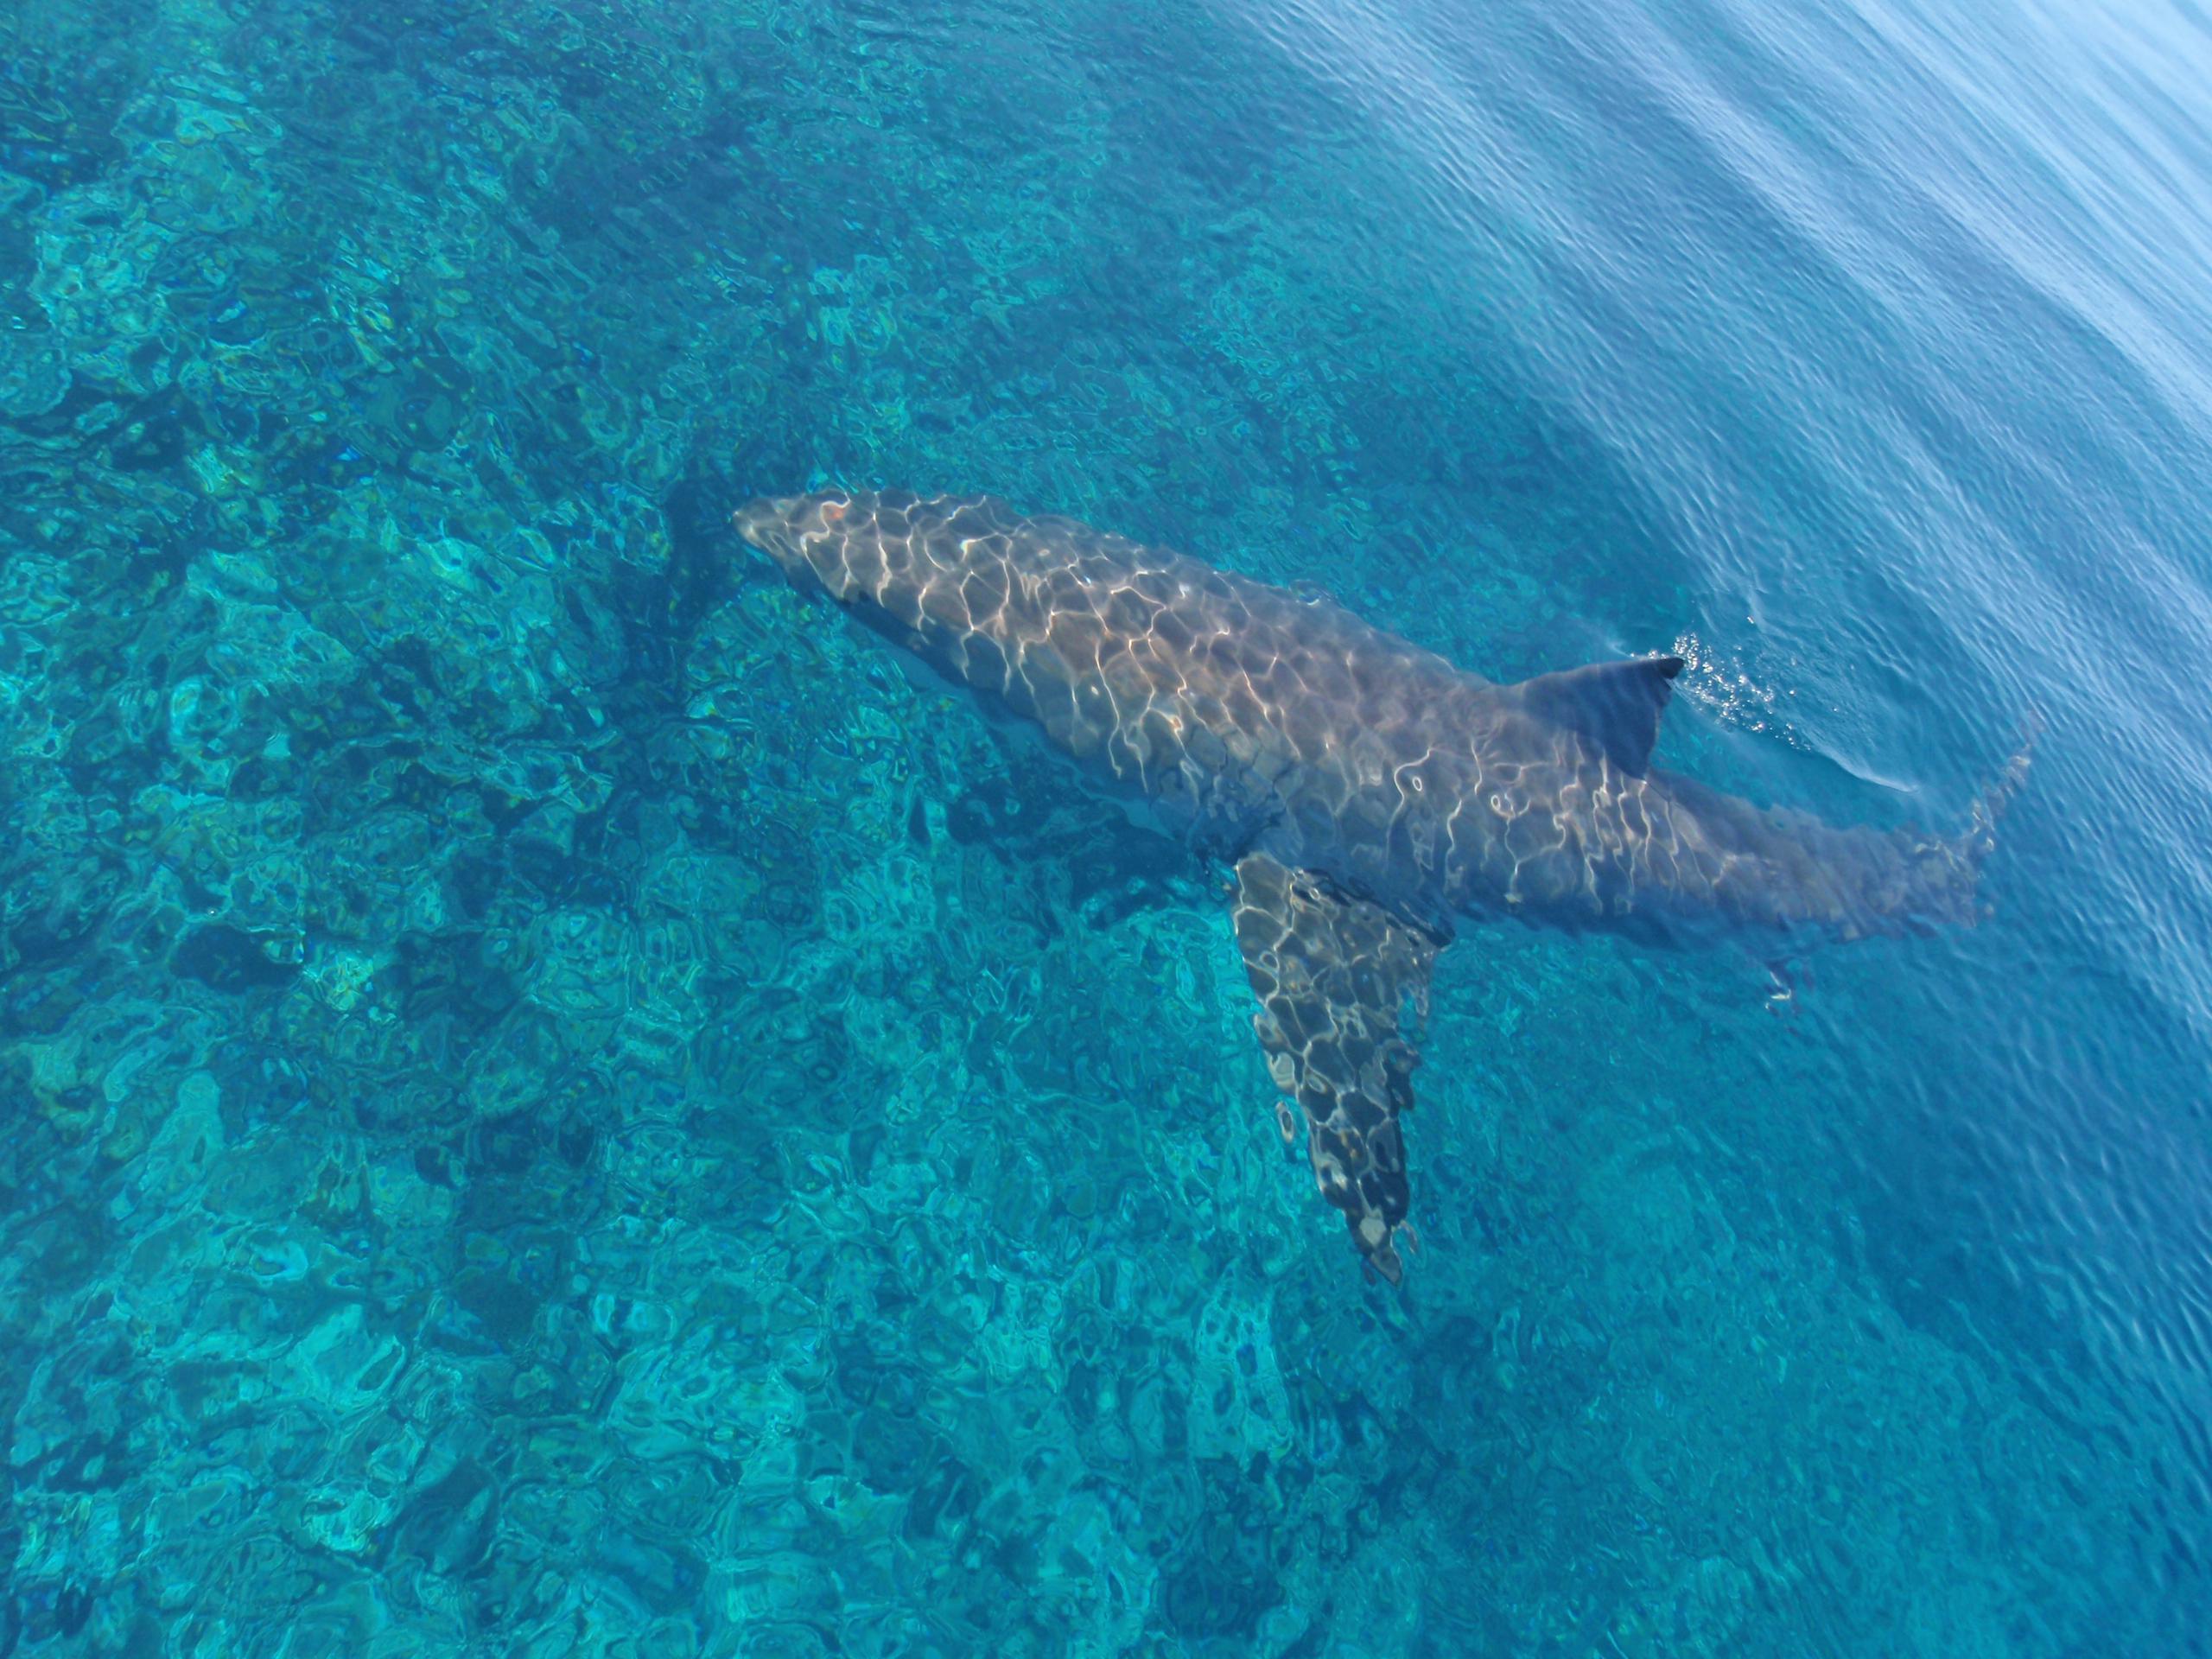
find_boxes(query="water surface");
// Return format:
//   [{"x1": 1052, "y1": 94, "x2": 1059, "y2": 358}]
[{"x1": 3, "y1": 0, "x2": 2209, "y2": 1652}]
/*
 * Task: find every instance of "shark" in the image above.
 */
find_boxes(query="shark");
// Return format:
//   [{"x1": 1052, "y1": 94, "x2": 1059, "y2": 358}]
[{"x1": 734, "y1": 489, "x2": 2032, "y2": 1284}]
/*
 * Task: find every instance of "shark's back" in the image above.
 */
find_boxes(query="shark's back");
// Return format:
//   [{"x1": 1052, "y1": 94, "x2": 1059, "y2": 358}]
[{"x1": 762, "y1": 491, "x2": 1480, "y2": 886}]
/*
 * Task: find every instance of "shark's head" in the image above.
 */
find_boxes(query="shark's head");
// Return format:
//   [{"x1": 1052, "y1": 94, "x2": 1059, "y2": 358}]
[
  {"x1": 732, "y1": 491, "x2": 857, "y2": 592},
  {"x1": 733, "y1": 490, "x2": 1001, "y2": 684}
]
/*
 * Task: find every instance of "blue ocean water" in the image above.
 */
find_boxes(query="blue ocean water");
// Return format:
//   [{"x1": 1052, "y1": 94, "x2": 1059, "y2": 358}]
[{"x1": 3, "y1": 0, "x2": 2211, "y2": 1652}]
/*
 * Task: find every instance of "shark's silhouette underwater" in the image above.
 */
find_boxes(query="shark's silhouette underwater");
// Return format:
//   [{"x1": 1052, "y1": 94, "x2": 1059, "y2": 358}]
[{"x1": 735, "y1": 490, "x2": 2032, "y2": 1284}]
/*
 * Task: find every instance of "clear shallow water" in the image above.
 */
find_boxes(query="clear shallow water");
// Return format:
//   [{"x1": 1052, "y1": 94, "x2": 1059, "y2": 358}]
[{"x1": 3, "y1": 0, "x2": 2209, "y2": 1652}]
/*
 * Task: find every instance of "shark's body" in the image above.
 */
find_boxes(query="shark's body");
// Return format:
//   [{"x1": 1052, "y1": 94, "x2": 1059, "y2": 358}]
[{"x1": 736, "y1": 489, "x2": 2028, "y2": 1282}]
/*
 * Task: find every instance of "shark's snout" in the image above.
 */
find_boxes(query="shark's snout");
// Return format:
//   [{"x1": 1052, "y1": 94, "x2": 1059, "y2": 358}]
[
  {"x1": 735, "y1": 493, "x2": 861, "y2": 594},
  {"x1": 733, "y1": 495, "x2": 806, "y2": 570}
]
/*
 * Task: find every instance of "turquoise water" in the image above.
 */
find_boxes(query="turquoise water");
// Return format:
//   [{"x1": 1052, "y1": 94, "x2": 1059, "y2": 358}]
[{"x1": 3, "y1": 0, "x2": 2211, "y2": 1651}]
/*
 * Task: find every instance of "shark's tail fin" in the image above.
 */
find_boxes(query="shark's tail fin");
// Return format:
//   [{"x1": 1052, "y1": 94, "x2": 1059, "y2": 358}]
[
  {"x1": 1675, "y1": 715, "x2": 2041, "y2": 937},
  {"x1": 1961, "y1": 711, "x2": 2044, "y2": 868},
  {"x1": 1876, "y1": 714, "x2": 2041, "y2": 932}
]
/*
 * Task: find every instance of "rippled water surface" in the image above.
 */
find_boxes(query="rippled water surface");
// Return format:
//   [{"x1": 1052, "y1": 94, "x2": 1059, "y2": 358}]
[{"x1": 3, "y1": 0, "x2": 2210, "y2": 1652}]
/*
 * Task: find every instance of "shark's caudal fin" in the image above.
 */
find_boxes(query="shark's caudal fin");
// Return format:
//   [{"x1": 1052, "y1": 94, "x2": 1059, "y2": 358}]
[
  {"x1": 1963, "y1": 710, "x2": 2044, "y2": 865},
  {"x1": 1760, "y1": 712, "x2": 2044, "y2": 932},
  {"x1": 1884, "y1": 714, "x2": 2043, "y2": 931},
  {"x1": 1511, "y1": 654, "x2": 1685, "y2": 773}
]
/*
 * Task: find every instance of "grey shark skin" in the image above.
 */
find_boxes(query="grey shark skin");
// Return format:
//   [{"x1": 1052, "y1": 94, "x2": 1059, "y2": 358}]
[{"x1": 734, "y1": 489, "x2": 2031, "y2": 1285}]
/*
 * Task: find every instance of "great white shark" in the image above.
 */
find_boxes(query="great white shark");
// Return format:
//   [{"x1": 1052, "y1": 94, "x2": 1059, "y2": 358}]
[{"x1": 734, "y1": 489, "x2": 2031, "y2": 1284}]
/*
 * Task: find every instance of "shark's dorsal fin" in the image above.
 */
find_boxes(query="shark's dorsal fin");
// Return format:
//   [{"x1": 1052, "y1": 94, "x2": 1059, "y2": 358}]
[{"x1": 1513, "y1": 653, "x2": 1684, "y2": 773}]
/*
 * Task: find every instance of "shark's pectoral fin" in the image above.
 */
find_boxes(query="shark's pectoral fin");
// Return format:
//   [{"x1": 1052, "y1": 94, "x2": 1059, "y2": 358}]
[{"x1": 1231, "y1": 850, "x2": 1445, "y2": 1286}]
